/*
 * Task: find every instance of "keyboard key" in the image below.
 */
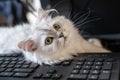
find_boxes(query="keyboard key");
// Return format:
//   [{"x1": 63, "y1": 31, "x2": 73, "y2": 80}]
[
  {"x1": 29, "y1": 63, "x2": 39, "y2": 68},
  {"x1": 5, "y1": 68, "x2": 13, "y2": 72},
  {"x1": 0, "y1": 58, "x2": 4, "y2": 61},
  {"x1": 0, "y1": 61, "x2": 3, "y2": 64},
  {"x1": 99, "y1": 70, "x2": 111, "y2": 80},
  {"x1": 42, "y1": 73, "x2": 52, "y2": 79},
  {"x1": 13, "y1": 69, "x2": 33, "y2": 73},
  {"x1": 10, "y1": 61, "x2": 17, "y2": 64},
  {"x1": 80, "y1": 70, "x2": 89, "y2": 74},
  {"x1": 92, "y1": 66, "x2": 102, "y2": 70},
  {"x1": 88, "y1": 75, "x2": 98, "y2": 80},
  {"x1": 82, "y1": 66, "x2": 91, "y2": 70},
  {"x1": 4, "y1": 61, "x2": 10, "y2": 64},
  {"x1": 17, "y1": 61, "x2": 24, "y2": 64},
  {"x1": 52, "y1": 74, "x2": 62, "y2": 79},
  {"x1": 74, "y1": 65, "x2": 81, "y2": 69},
  {"x1": 86, "y1": 59, "x2": 95, "y2": 62},
  {"x1": 14, "y1": 65, "x2": 21, "y2": 68},
  {"x1": 7, "y1": 64, "x2": 15, "y2": 68},
  {"x1": 94, "y1": 62, "x2": 103, "y2": 66},
  {"x1": 63, "y1": 61, "x2": 71, "y2": 66},
  {"x1": 0, "y1": 64, "x2": 7, "y2": 68},
  {"x1": 76, "y1": 62, "x2": 84, "y2": 65},
  {"x1": 106, "y1": 58, "x2": 115, "y2": 62},
  {"x1": 103, "y1": 62, "x2": 112, "y2": 70},
  {"x1": 33, "y1": 73, "x2": 43, "y2": 79},
  {"x1": 54, "y1": 62, "x2": 62, "y2": 66},
  {"x1": 84, "y1": 62, "x2": 93, "y2": 66},
  {"x1": 21, "y1": 65, "x2": 29, "y2": 68},
  {"x1": 71, "y1": 69, "x2": 79, "y2": 74},
  {"x1": 23, "y1": 61, "x2": 31, "y2": 65},
  {"x1": 0, "y1": 72, "x2": 13, "y2": 77},
  {"x1": 77, "y1": 58, "x2": 85, "y2": 62},
  {"x1": 95, "y1": 58, "x2": 104, "y2": 62},
  {"x1": 47, "y1": 69, "x2": 56, "y2": 74},
  {"x1": 68, "y1": 74, "x2": 87, "y2": 80},
  {"x1": 11, "y1": 58, "x2": 18, "y2": 61},
  {"x1": 0, "y1": 68, "x2": 5, "y2": 72},
  {"x1": 90, "y1": 70, "x2": 100, "y2": 75},
  {"x1": 13, "y1": 73, "x2": 29, "y2": 78}
]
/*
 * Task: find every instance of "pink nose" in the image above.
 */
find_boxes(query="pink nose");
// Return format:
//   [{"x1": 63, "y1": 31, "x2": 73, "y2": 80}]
[{"x1": 18, "y1": 40, "x2": 38, "y2": 52}]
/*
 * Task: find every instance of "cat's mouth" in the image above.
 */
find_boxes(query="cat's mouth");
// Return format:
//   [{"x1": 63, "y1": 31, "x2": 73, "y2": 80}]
[{"x1": 59, "y1": 32, "x2": 67, "y2": 41}]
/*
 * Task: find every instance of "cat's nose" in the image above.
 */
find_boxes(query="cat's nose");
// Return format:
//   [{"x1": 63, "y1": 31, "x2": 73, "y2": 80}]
[
  {"x1": 18, "y1": 40, "x2": 38, "y2": 52},
  {"x1": 59, "y1": 32, "x2": 64, "y2": 38}
]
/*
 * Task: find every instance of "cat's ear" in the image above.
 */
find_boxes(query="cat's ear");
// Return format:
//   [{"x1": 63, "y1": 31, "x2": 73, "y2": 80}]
[
  {"x1": 38, "y1": 8, "x2": 48, "y2": 20},
  {"x1": 38, "y1": 7, "x2": 58, "y2": 20}
]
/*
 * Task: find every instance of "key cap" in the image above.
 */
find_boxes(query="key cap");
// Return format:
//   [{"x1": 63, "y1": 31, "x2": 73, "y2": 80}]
[
  {"x1": 0, "y1": 68, "x2": 5, "y2": 72},
  {"x1": 33, "y1": 73, "x2": 43, "y2": 79},
  {"x1": 14, "y1": 65, "x2": 21, "y2": 68},
  {"x1": 0, "y1": 58, "x2": 4, "y2": 61},
  {"x1": 29, "y1": 63, "x2": 39, "y2": 68},
  {"x1": 52, "y1": 74, "x2": 62, "y2": 79},
  {"x1": 92, "y1": 66, "x2": 101, "y2": 70},
  {"x1": 0, "y1": 64, "x2": 7, "y2": 68},
  {"x1": 77, "y1": 58, "x2": 85, "y2": 62},
  {"x1": 7, "y1": 64, "x2": 14, "y2": 68},
  {"x1": 76, "y1": 62, "x2": 84, "y2": 65},
  {"x1": 74, "y1": 65, "x2": 81, "y2": 70},
  {"x1": 103, "y1": 62, "x2": 112, "y2": 70},
  {"x1": 86, "y1": 59, "x2": 95, "y2": 62},
  {"x1": 90, "y1": 70, "x2": 100, "y2": 75},
  {"x1": 95, "y1": 62, "x2": 103, "y2": 66},
  {"x1": 63, "y1": 61, "x2": 71, "y2": 66},
  {"x1": 82, "y1": 66, "x2": 91, "y2": 70},
  {"x1": 42, "y1": 73, "x2": 52, "y2": 79},
  {"x1": 13, "y1": 69, "x2": 33, "y2": 73},
  {"x1": 68, "y1": 74, "x2": 87, "y2": 80},
  {"x1": 96, "y1": 58, "x2": 104, "y2": 62},
  {"x1": 13, "y1": 73, "x2": 29, "y2": 78},
  {"x1": 84, "y1": 62, "x2": 93, "y2": 66},
  {"x1": 99, "y1": 70, "x2": 111, "y2": 80},
  {"x1": 10, "y1": 61, "x2": 17, "y2": 64},
  {"x1": 88, "y1": 75, "x2": 98, "y2": 80},
  {"x1": 71, "y1": 69, "x2": 79, "y2": 74},
  {"x1": 47, "y1": 69, "x2": 56, "y2": 74},
  {"x1": 106, "y1": 58, "x2": 115, "y2": 62},
  {"x1": 80, "y1": 70, "x2": 89, "y2": 74},
  {"x1": 0, "y1": 72, "x2": 13, "y2": 77},
  {"x1": 22, "y1": 65, "x2": 29, "y2": 68},
  {"x1": 5, "y1": 68, "x2": 13, "y2": 72}
]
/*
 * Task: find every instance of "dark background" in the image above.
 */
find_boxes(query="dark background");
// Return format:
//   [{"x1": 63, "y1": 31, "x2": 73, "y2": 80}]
[{"x1": 43, "y1": 0, "x2": 120, "y2": 52}]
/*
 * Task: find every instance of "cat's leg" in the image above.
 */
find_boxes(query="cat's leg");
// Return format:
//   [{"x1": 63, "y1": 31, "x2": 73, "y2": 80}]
[{"x1": 44, "y1": 52, "x2": 74, "y2": 65}]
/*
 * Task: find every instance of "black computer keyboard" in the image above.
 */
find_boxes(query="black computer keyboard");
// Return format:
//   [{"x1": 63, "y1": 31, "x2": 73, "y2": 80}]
[{"x1": 0, "y1": 53, "x2": 120, "y2": 80}]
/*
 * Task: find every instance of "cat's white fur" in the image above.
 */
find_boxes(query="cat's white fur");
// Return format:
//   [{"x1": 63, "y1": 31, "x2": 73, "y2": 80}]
[{"x1": 0, "y1": 8, "x2": 109, "y2": 65}]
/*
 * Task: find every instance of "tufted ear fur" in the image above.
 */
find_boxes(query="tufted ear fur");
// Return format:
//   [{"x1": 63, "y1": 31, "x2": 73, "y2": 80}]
[
  {"x1": 38, "y1": 8, "x2": 48, "y2": 20},
  {"x1": 38, "y1": 7, "x2": 58, "y2": 20}
]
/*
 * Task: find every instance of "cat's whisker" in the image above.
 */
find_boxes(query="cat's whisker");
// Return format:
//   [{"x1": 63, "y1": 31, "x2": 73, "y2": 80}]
[
  {"x1": 76, "y1": 18, "x2": 101, "y2": 27},
  {"x1": 73, "y1": 9, "x2": 91, "y2": 25},
  {"x1": 52, "y1": 0, "x2": 64, "y2": 9},
  {"x1": 75, "y1": 16, "x2": 97, "y2": 25},
  {"x1": 71, "y1": 12, "x2": 81, "y2": 20},
  {"x1": 67, "y1": 10, "x2": 72, "y2": 19}
]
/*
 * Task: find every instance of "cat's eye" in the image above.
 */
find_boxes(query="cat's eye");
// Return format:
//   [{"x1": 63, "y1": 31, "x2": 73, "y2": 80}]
[
  {"x1": 53, "y1": 24, "x2": 61, "y2": 31},
  {"x1": 45, "y1": 37, "x2": 53, "y2": 45}
]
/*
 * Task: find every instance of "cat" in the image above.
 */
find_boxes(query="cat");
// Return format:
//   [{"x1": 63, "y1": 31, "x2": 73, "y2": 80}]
[{"x1": 0, "y1": 7, "x2": 110, "y2": 65}]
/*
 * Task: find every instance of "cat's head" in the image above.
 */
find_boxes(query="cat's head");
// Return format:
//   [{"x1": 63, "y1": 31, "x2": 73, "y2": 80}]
[{"x1": 18, "y1": 8, "x2": 78, "y2": 55}]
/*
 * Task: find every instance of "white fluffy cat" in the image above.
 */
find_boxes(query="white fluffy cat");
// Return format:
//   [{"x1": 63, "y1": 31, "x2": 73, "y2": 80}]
[{"x1": 0, "y1": 8, "x2": 110, "y2": 65}]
